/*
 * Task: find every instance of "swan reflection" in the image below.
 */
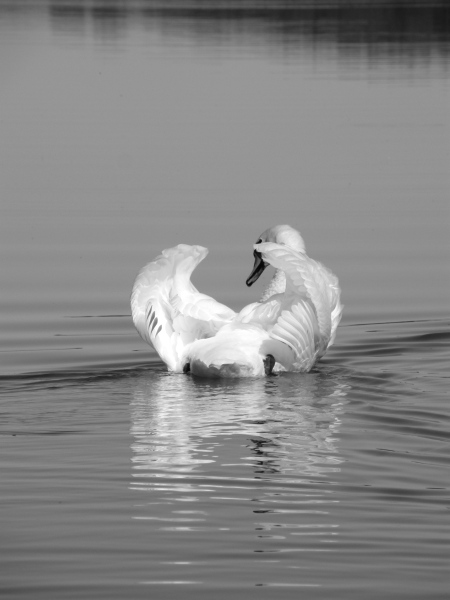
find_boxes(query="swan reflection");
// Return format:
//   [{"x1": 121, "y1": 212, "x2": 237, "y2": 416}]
[
  {"x1": 129, "y1": 368, "x2": 350, "y2": 581},
  {"x1": 130, "y1": 368, "x2": 348, "y2": 485}
]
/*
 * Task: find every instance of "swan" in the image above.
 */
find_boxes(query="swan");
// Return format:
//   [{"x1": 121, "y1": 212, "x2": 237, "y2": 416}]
[{"x1": 131, "y1": 224, "x2": 342, "y2": 377}]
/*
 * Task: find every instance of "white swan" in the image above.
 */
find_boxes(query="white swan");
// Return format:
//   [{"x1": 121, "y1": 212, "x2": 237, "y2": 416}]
[{"x1": 131, "y1": 224, "x2": 342, "y2": 377}]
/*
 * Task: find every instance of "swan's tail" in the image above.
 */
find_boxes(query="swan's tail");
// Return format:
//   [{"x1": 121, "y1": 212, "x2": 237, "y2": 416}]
[
  {"x1": 186, "y1": 326, "x2": 289, "y2": 378},
  {"x1": 189, "y1": 359, "x2": 255, "y2": 378}
]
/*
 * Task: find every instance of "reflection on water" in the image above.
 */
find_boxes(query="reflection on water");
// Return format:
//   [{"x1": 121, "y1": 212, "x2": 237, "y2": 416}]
[
  {"x1": 130, "y1": 369, "x2": 348, "y2": 480},
  {"x1": 129, "y1": 368, "x2": 349, "y2": 585},
  {"x1": 2, "y1": 1, "x2": 449, "y2": 69}
]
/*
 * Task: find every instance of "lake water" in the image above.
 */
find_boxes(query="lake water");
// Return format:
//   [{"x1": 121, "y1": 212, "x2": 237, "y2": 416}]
[{"x1": 1, "y1": 1, "x2": 449, "y2": 598}]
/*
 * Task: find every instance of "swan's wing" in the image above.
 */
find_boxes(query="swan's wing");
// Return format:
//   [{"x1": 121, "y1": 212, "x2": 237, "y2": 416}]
[
  {"x1": 269, "y1": 300, "x2": 319, "y2": 370},
  {"x1": 131, "y1": 244, "x2": 236, "y2": 371},
  {"x1": 256, "y1": 242, "x2": 341, "y2": 369},
  {"x1": 315, "y1": 261, "x2": 343, "y2": 348}
]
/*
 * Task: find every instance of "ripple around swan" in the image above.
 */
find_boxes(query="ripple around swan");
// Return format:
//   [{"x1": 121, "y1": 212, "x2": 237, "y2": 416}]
[{"x1": 2, "y1": 317, "x2": 449, "y2": 597}]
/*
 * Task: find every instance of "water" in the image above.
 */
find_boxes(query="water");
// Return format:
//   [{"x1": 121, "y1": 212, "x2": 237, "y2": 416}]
[{"x1": 1, "y1": 1, "x2": 449, "y2": 598}]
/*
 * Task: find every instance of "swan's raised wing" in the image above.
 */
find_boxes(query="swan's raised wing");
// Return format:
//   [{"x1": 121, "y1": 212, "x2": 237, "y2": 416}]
[
  {"x1": 256, "y1": 242, "x2": 342, "y2": 370},
  {"x1": 131, "y1": 244, "x2": 236, "y2": 372}
]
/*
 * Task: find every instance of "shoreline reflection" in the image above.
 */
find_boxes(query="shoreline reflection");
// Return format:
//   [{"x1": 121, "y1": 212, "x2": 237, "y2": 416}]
[{"x1": 2, "y1": 1, "x2": 449, "y2": 68}]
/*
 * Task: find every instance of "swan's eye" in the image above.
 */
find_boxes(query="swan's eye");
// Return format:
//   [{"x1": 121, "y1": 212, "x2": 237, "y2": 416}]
[{"x1": 256, "y1": 238, "x2": 262, "y2": 244}]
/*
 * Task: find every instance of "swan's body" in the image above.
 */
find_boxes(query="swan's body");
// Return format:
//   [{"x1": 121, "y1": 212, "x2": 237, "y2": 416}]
[{"x1": 131, "y1": 225, "x2": 342, "y2": 377}]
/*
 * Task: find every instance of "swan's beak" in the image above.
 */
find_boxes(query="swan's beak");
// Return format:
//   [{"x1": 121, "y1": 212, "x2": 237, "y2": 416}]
[{"x1": 246, "y1": 250, "x2": 267, "y2": 286}]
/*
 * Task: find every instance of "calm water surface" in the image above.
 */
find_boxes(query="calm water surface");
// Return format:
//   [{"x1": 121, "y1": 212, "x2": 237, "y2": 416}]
[{"x1": 1, "y1": 1, "x2": 449, "y2": 598}]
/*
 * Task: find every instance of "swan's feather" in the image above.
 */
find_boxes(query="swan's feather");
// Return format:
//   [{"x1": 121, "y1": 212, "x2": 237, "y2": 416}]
[
  {"x1": 131, "y1": 244, "x2": 236, "y2": 371},
  {"x1": 236, "y1": 297, "x2": 282, "y2": 326},
  {"x1": 270, "y1": 301, "x2": 318, "y2": 371}
]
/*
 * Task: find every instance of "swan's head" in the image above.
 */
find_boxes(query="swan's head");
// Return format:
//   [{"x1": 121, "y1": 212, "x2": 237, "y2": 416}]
[{"x1": 246, "y1": 224, "x2": 305, "y2": 287}]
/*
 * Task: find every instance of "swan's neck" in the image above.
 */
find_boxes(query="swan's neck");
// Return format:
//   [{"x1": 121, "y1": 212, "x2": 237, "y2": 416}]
[{"x1": 260, "y1": 269, "x2": 286, "y2": 302}]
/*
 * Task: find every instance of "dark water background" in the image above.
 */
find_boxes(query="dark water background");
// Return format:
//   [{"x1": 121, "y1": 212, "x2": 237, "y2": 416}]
[{"x1": 1, "y1": 1, "x2": 449, "y2": 598}]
